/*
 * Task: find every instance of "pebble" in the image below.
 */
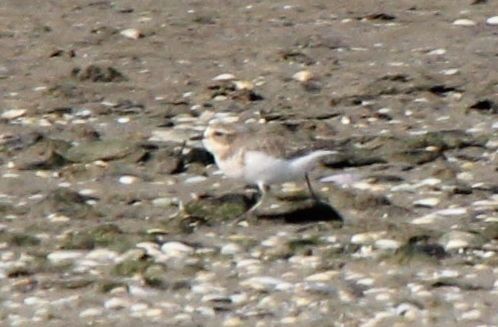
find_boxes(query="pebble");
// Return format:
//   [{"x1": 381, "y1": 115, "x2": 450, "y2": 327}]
[
  {"x1": 457, "y1": 172, "x2": 473, "y2": 181},
  {"x1": 486, "y1": 16, "x2": 498, "y2": 25},
  {"x1": 233, "y1": 80, "x2": 254, "y2": 90},
  {"x1": 305, "y1": 270, "x2": 339, "y2": 282},
  {"x1": 223, "y1": 317, "x2": 243, "y2": 326},
  {"x1": 104, "y1": 297, "x2": 131, "y2": 310},
  {"x1": 396, "y1": 302, "x2": 422, "y2": 319},
  {"x1": 212, "y1": 73, "x2": 235, "y2": 81},
  {"x1": 374, "y1": 239, "x2": 401, "y2": 250},
  {"x1": 184, "y1": 176, "x2": 207, "y2": 184},
  {"x1": 148, "y1": 129, "x2": 190, "y2": 143},
  {"x1": 1, "y1": 109, "x2": 26, "y2": 120},
  {"x1": 220, "y1": 243, "x2": 242, "y2": 255},
  {"x1": 161, "y1": 241, "x2": 194, "y2": 256},
  {"x1": 435, "y1": 207, "x2": 467, "y2": 216},
  {"x1": 414, "y1": 197, "x2": 440, "y2": 208},
  {"x1": 85, "y1": 249, "x2": 118, "y2": 262},
  {"x1": 351, "y1": 231, "x2": 386, "y2": 245},
  {"x1": 440, "y1": 68, "x2": 459, "y2": 75},
  {"x1": 152, "y1": 197, "x2": 174, "y2": 207},
  {"x1": 461, "y1": 309, "x2": 481, "y2": 320},
  {"x1": 79, "y1": 308, "x2": 103, "y2": 318},
  {"x1": 427, "y1": 48, "x2": 446, "y2": 55},
  {"x1": 453, "y1": 19, "x2": 476, "y2": 26},
  {"x1": 120, "y1": 28, "x2": 142, "y2": 39},
  {"x1": 47, "y1": 250, "x2": 84, "y2": 263},
  {"x1": 240, "y1": 276, "x2": 292, "y2": 291},
  {"x1": 119, "y1": 175, "x2": 139, "y2": 185},
  {"x1": 438, "y1": 231, "x2": 486, "y2": 250},
  {"x1": 292, "y1": 70, "x2": 313, "y2": 82},
  {"x1": 117, "y1": 117, "x2": 130, "y2": 124}
]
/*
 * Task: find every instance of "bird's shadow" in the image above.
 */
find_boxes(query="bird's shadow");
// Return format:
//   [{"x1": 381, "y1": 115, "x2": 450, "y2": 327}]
[{"x1": 254, "y1": 198, "x2": 343, "y2": 224}]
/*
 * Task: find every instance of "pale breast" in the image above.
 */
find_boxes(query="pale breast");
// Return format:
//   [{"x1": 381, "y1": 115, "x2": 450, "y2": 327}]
[{"x1": 215, "y1": 151, "x2": 245, "y2": 179}]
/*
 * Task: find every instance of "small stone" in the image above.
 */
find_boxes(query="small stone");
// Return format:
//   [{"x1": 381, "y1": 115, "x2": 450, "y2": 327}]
[
  {"x1": 351, "y1": 231, "x2": 386, "y2": 245},
  {"x1": 375, "y1": 239, "x2": 401, "y2": 250},
  {"x1": 240, "y1": 276, "x2": 292, "y2": 291},
  {"x1": 305, "y1": 270, "x2": 339, "y2": 282},
  {"x1": 104, "y1": 297, "x2": 131, "y2": 310},
  {"x1": 161, "y1": 241, "x2": 194, "y2": 256},
  {"x1": 414, "y1": 197, "x2": 440, "y2": 208},
  {"x1": 292, "y1": 70, "x2": 313, "y2": 82},
  {"x1": 85, "y1": 249, "x2": 118, "y2": 262},
  {"x1": 461, "y1": 309, "x2": 481, "y2": 320},
  {"x1": 411, "y1": 214, "x2": 436, "y2": 225},
  {"x1": 396, "y1": 302, "x2": 422, "y2": 319},
  {"x1": 117, "y1": 117, "x2": 130, "y2": 124},
  {"x1": 233, "y1": 80, "x2": 254, "y2": 90},
  {"x1": 47, "y1": 250, "x2": 84, "y2": 263},
  {"x1": 435, "y1": 207, "x2": 467, "y2": 216},
  {"x1": 149, "y1": 129, "x2": 190, "y2": 143},
  {"x1": 428, "y1": 48, "x2": 446, "y2": 55},
  {"x1": 439, "y1": 231, "x2": 486, "y2": 250},
  {"x1": 212, "y1": 73, "x2": 235, "y2": 81},
  {"x1": 184, "y1": 176, "x2": 207, "y2": 184},
  {"x1": 223, "y1": 317, "x2": 243, "y2": 327},
  {"x1": 145, "y1": 308, "x2": 162, "y2": 317},
  {"x1": 79, "y1": 308, "x2": 103, "y2": 318},
  {"x1": 440, "y1": 68, "x2": 459, "y2": 75},
  {"x1": 453, "y1": 19, "x2": 476, "y2": 26},
  {"x1": 457, "y1": 172, "x2": 473, "y2": 181},
  {"x1": 118, "y1": 175, "x2": 138, "y2": 185},
  {"x1": 152, "y1": 197, "x2": 174, "y2": 208},
  {"x1": 1, "y1": 109, "x2": 26, "y2": 120},
  {"x1": 24, "y1": 297, "x2": 47, "y2": 306},
  {"x1": 120, "y1": 28, "x2": 143, "y2": 39},
  {"x1": 486, "y1": 16, "x2": 498, "y2": 25},
  {"x1": 220, "y1": 243, "x2": 242, "y2": 255}
]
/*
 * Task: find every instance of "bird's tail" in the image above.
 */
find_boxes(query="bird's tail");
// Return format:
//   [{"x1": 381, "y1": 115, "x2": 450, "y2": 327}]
[{"x1": 289, "y1": 150, "x2": 336, "y2": 175}]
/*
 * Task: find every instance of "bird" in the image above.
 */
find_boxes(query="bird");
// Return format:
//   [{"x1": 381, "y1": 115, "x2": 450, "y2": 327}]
[{"x1": 202, "y1": 121, "x2": 336, "y2": 212}]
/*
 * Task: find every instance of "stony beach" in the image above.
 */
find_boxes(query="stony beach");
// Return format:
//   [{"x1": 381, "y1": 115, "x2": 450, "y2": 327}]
[{"x1": 1, "y1": 0, "x2": 497, "y2": 326}]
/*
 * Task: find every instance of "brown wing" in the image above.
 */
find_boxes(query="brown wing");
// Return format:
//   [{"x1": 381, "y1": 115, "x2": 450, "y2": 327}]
[{"x1": 241, "y1": 124, "x2": 303, "y2": 158}]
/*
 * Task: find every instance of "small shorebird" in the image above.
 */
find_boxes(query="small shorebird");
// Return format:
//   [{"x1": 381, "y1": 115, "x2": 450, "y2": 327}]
[{"x1": 202, "y1": 121, "x2": 335, "y2": 212}]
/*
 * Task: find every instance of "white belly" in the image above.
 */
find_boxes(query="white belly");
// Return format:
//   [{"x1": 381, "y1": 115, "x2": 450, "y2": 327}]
[{"x1": 243, "y1": 151, "x2": 298, "y2": 185}]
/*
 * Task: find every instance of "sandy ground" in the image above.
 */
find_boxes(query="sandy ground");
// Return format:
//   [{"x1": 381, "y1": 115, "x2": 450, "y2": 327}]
[{"x1": 1, "y1": 0, "x2": 498, "y2": 326}]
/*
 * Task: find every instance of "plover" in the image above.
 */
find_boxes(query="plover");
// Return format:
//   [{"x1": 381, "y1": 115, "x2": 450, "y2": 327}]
[{"x1": 202, "y1": 121, "x2": 336, "y2": 211}]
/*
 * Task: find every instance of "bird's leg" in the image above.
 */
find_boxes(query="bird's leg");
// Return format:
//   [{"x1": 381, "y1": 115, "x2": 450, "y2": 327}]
[
  {"x1": 248, "y1": 181, "x2": 269, "y2": 213},
  {"x1": 305, "y1": 172, "x2": 320, "y2": 201},
  {"x1": 231, "y1": 182, "x2": 268, "y2": 225}
]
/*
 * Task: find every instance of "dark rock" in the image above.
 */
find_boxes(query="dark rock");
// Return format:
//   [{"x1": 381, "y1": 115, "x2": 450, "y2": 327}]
[
  {"x1": 469, "y1": 99, "x2": 497, "y2": 114},
  {"x1": 143, "y1": 147, "x2": 183, "y2": 175},
  {"x1": 183, "y1": 193, "x2": 255, "y2": 223},
  {"x1": 389, "y1": 235, "x2": 446, "y2": 266},
  {"x1": 183, "y1": 147, "x2": 214, "y2": 166},
  {"x1": 0, "y1": 232, "x2": 41, "y2": 247},
  {"x1": 278, "y1": 49, "x2": 316, "y2": 65},
  {"x1": 321, "y1": 130, "x2": 489, "y2": 168},
  {"x1": 294, "y1": 33, "x2": 347, "y2": 50},
  {"x1": 59, "y1": 224, "x2": 134, "y2": 251},
  {"x1": 112, "y1": 256, "x2": 154, "y2": 277},
  {"x1": 31, "y1": 188, "x2": 102, "y2": 220},
  {"x1": 63, "y1": 140, "x2": 140, "y2": 163},
  {"x1": 47, "y1": 82, "x2": 83, "y2": 98},
  {"x1": 71, "y1": 65, "x2": 126, "y2": 82},
  {"x1": 14, "y1": 137, "x2": 71, "y2": 170},
  {"x1": 362, "y1": 13, "x2": 396, "y2": 21}
]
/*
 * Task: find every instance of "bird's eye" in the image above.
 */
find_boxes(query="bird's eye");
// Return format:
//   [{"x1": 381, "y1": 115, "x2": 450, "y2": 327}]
[{"x1": 213, "y1": 131, "x2": 225, "y2": 137}]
